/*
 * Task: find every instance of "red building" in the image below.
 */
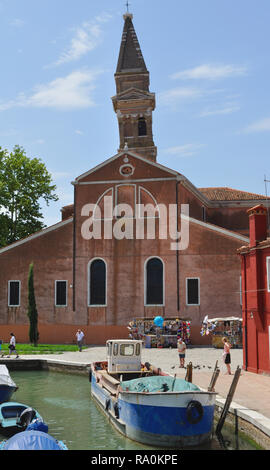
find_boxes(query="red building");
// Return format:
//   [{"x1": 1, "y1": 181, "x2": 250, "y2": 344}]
[{"x1": 238, "y1": 205, "x2": 270, "y2": 374}]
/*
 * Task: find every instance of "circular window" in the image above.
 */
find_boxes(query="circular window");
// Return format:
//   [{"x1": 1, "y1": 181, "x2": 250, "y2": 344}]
[{"x1": 119, "y1": 164, "x2": 134, "y2": 176}]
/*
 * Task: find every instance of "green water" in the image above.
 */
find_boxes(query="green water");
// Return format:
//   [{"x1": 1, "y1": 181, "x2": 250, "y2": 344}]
[{"x1": 0, "y1": 370, "x2": 260, "y2": 450}]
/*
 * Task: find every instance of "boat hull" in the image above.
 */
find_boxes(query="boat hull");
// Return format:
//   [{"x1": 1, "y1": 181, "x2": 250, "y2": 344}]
[
  {"x1": 91, "y1": 373, "x2": 216, "y2": 448},
  {"x1": 0, "y1": 385, "x2": 17, "y2": 404}
]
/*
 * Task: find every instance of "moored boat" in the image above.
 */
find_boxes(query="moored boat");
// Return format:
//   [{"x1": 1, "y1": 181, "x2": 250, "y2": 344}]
[
  {"x1": 0, "y1": 430, "x2": 68, "y2": 450},
  {"x1": 0, "y1": 365, "x2": 18, "y2": 403},
  {"x1": 0, "y1": 402, "x2": 43, "y2": 436},
  {"x1": 90, "y1": 339, "x2": 217, "y2": 448}
]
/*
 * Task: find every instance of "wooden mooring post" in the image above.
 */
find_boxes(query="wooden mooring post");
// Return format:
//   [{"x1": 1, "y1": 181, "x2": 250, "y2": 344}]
[
  {"x1": 185, "y1": 362, "x2": 193, "y2": 383},
  {"x1": 208, "y1": 360, "x2": 220, "y2": 392},
  {"x1": 216, "y1": 365, "x2": 241, "y2": 434}
]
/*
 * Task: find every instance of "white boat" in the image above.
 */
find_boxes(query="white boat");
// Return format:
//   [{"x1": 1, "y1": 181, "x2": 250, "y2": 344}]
[
  {"x1": 0, "y1": 365, "x2": 17, "y2": 403},
  {"x1": 90, "y1": 339, "x2": 217, "y2": 447}
]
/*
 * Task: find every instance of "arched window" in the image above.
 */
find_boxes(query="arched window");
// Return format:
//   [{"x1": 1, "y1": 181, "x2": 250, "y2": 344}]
[
  {"x1": 145, "y1": 257, "x2": 164, "y2": 305},
  {"x1": 88, "y1": 259, "x2": 106, "y2": 306},
  {"x1": 138, "y1": 117, "x2": 147, "y2": 136}
]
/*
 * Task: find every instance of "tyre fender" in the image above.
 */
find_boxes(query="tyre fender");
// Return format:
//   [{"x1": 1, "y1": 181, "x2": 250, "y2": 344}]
[
  {"x1": 186, "y1": 400, "x2": 204, "y2": 425},
  {"x1": 114, "y1": 402, "x2": 119, "y2": 419}
]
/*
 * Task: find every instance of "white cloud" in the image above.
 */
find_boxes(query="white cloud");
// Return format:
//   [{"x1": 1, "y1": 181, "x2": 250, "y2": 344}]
[
  {"x1": 32, "y1": 139, "x2": 45, "y2": 145},
  {"x1": 0, "y1": 69, "x2": 102, "y2": 111},
  {"x1": 164, "y1": 143, "x2": 205, "y2": 157},
  {"x1": 75, "y1": 129, "x2": 84, "y2": 135},
  {"x1": 9, "y1": 18, "x2": 25, "y2": 27},
  {"x1": 158, "y1": 86, "x2": 224, "y2": 108},
  {"x1": 50, "y1": 171, "x2": 72, "y2": 181},
  {"x1": 243, "y1": 117, "x2": 270, "y2": 133},
  {"x1": 48, "y1": 13, "x2": 112, "y2": 67},
  {"x1": 158, "y1": 87, "x2": 203, "y2": 106},
  {"x1": 199, "y1": 103, "x2": 240, "y2": 117},
  {"x1": 171, "y1": 64, "x2": 247, "y2": 81}
]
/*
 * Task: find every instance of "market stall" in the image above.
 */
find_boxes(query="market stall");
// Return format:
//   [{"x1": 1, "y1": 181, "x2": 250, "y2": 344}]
[
  {"x1": 127, "y1": 317, "x2": 191, "y2": 348},
  {"x1": 200, "y1": 316, "x2": 242, "y2": 348}
]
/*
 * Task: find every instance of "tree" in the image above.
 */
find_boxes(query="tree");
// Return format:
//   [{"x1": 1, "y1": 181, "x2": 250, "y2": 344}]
[
  {"x1": 27, "y1": 263, "x2": 39, "y2": 346},
  {"x1": 0, "y1": 145, "x2": 58, "y2": 247}
]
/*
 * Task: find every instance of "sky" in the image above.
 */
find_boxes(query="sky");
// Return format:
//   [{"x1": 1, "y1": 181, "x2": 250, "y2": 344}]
[{"x1": 0, "y1": 0, "x2": 270, "y2": 227}]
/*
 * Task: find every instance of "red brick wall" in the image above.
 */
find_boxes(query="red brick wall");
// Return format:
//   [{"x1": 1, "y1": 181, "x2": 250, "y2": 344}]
[{"x1": 0, "y1": 324, "x2": 128, "y2": 346}]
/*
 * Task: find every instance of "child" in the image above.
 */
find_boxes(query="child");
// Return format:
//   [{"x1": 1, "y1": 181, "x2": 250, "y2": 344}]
[
  {"x1": 222, "y1": 337, "x2": 231, "y2": 375},
  {"x1": 177, "y1": 337, "x2": 186, "y2": 368}
]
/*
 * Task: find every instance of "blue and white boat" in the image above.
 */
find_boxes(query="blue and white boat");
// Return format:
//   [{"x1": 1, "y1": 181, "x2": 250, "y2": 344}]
[
  {"x1": 0, "y1": 365, "x2": 17, "y2": 403},
  {"x1": 0, "y1": 402, "x2": 43, "y2": 436},
  {"x1": 90, "y1": 339, "x2": 217, "y2": 448}
]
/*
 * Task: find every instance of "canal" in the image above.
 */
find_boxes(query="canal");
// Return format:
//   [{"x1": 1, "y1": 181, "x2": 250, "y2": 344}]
[{"x1": 0, "y1": 370, "x2": 261, "y2": 450}]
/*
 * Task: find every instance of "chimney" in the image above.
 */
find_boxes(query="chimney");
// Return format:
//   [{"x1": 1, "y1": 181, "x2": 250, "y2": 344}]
[{"x1": 247, "y1": 204, "x2": 267, "y2": 248}]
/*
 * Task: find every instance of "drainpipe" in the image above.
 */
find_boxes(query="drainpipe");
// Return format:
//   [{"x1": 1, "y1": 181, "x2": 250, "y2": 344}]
[
  {"x1": 243, "y1": 253, "x2": 248, "y2": 371},
  {"x1": 176, "y1": 181, "x2": 180, "y2": 311},
  {"x1": 72, "y1": 183, "x2": 77, "y2": 312}
]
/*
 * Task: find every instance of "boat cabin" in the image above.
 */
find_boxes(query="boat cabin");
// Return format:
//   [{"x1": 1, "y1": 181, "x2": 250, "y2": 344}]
[{"x1": 106, "y1": 339, "x2": 142, "y2": 373}]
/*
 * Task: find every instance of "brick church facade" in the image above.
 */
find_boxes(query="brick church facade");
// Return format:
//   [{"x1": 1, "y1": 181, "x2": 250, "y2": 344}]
[{"x1": 0, "y1": 13, "x2": 269, "y2": 345}]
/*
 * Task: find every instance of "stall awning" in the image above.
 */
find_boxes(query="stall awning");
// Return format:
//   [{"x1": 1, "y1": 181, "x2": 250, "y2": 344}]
[{"x1": 208, "y1": 317, "x2": 242, "y2": 322}]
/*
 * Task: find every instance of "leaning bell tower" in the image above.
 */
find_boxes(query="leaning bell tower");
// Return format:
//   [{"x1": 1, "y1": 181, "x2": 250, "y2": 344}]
[{"x1": 112, "y1": 12, "x2": 157, "y2": 162}]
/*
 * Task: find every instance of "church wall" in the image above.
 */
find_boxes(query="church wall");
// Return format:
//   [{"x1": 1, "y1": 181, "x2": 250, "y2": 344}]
[
  {"x1": 206, "y1": 206, "x2": 251, "y2": 236},
  {"x1": 178, "y1": 184, "x2": 206, "y2": 222},
  {"x1": 73, "y1": 171, "x2": 244, "y2": 344},
  {"x1": 74, "y1": 174, "x2": 180, "y2": 326},
  {"x1": 0, "y1": 221, "x2": 74, "y2": 326}
]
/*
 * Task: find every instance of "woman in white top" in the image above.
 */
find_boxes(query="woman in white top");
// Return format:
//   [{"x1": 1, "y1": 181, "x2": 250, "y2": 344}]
[{"x1": 7, "y1": 333, "x2": 19, "y2": 358}]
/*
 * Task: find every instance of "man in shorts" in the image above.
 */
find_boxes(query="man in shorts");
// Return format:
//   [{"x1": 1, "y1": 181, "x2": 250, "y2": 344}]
[{"x1": 177, "y1": 337, "x2": 186, "y2": 368}]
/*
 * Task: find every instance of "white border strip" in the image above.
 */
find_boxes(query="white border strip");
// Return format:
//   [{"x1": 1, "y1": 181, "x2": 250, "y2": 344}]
[
  {"x1": 0, "y1": 218, "x2": 73, "y2": 255},
  {"x1": 75, "y1": 150, "x2": 179, "y2": 182},
  {"x1": 182, "y1": 214, "x2": 249, "y2": 243}
]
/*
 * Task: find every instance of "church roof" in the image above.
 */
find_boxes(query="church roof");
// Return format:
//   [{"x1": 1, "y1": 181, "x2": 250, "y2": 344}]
[
  {"x1": 199, "y1": 187, "x2": 270, "y2": 202},
  {"x1": 116, "y1": 14, "x2": 147, "y2": 73}
]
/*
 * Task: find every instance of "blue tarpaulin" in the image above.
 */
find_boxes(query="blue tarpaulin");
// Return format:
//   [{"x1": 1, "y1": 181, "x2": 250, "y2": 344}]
[
  {"x1": 3, "y1": 430, "x2": 65, "y2": 450},
  {"x1": 120, "y1": 375, "x2": 200, "y2": 393}
]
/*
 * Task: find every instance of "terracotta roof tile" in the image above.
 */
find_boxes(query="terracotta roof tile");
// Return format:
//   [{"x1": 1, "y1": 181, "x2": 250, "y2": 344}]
[{"x1": 199, "y1": 187, "x2": 270, "y2": 201}]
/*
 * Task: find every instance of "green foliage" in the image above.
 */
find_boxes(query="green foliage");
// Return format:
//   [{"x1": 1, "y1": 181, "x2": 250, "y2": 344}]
[
  {"x1": 27, "y1": 263, "x2": 39, "y2": 346},
  {"x1": 0, "y1": 145, "x2": 58, "y2": 247}
]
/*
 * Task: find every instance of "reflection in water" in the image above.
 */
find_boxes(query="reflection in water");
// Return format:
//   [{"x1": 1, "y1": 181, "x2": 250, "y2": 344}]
[{"x1": 0, "y1": 371, "x2": 259, "y2": 451}]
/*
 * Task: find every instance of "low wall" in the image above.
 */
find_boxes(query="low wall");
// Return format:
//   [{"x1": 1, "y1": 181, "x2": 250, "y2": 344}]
[
  {"x1": 0, "y1": 324, "x2": 129, "y2": 345},
  {"x1": 0, "y1": 322, "x2": 214, "y2": 347},
  {"x1": 0, "y1": 323, "x2": 211, "y2": 346}
]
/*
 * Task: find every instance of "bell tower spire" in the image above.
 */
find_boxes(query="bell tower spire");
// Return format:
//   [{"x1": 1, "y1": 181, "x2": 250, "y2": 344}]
[{"x1": 112, "y1": 13, "x2": 157, "y2": 162}]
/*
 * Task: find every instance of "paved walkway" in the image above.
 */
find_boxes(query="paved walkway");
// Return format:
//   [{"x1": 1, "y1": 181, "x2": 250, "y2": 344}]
[{"x1": 4, "y1": 345, "x2": 270, "y2": 446}]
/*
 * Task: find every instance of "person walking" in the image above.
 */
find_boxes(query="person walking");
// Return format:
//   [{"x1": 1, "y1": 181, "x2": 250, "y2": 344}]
[
  {"x1": 7, "y1": 333, "x2": 19, "y2": 358},
  {"x1": 222, "y1": 337, "x2": 232, "y2": 374},
  {"x1": 177, "y1": 337, "x2": 186, "y2": 368},
  {"x1": 76, "y1": 329, "x2": 84, "y2": 352}
]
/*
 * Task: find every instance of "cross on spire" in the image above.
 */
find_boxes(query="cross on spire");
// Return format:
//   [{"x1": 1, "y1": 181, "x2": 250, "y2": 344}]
[{"x1": 125, "y1": 1, "x2": 131, "y2": 13}]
